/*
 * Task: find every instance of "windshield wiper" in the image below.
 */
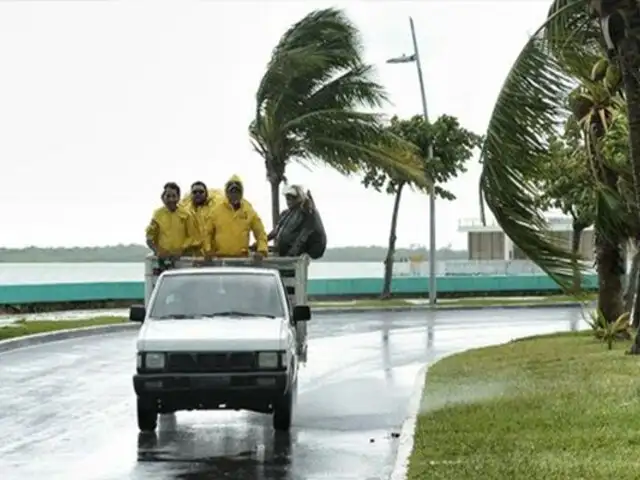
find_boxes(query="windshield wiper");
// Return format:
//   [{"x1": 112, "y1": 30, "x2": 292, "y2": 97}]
[
  {"x1": 202, "y1": 311, "x2": 276, "y2": 319},
  {"x1": 155, "y1": 314, "x2": 190, "y2": 319}
]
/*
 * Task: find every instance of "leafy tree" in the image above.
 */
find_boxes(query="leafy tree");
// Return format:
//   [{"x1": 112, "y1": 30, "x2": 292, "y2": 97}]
[
  {"x1": 534, "y1": 134, "x2": 595, "y2": 292},
  {"x1": 249, "y1": 8, "x2": 426, "y2": 226},
  {"x1": 362, "y1": 115, "x2": 482, "y2": 298}
]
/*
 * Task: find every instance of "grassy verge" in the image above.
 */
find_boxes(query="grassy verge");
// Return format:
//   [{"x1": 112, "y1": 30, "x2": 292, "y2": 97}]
[
  {"x1": 0, "y1": 317, "x2": 128, "y2": 341},
  {"x1": 407, "y1": 331, "x2": 638, "y2": 479},
  {"x1": 311, "y1": 294, "x2": 593, "y2": 309},
  {"x1": 311, "y1": 299, "x2": 411, "y2": 307},
  {"x1": 438, "y1": 293, "x2": 593, "y2": 307}
]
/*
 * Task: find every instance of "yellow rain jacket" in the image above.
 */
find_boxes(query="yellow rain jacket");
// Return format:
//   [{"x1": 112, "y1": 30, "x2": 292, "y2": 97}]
[
  {"x1": 206, "y1": 175, "x2": 268, "y2": 257},
  {"x1": 179, "y1": 197, "x2": 218, "y2": 256},
  {"x1": 145, "y1": 206, "x2": 198, "y2": 256},
  {"x1": 179, "y1": 188, "x2": 224, "y2": 209}
]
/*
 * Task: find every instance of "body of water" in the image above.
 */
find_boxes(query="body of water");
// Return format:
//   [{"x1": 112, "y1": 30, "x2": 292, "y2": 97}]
[{"x1": 0, "y1": 262, "x2": 386, "y2": 285}]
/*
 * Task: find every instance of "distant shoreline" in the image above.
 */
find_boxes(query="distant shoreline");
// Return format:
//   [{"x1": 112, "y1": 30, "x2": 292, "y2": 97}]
[{"x1": 0, "y1": 244, "x2": 468, "y2": 263}]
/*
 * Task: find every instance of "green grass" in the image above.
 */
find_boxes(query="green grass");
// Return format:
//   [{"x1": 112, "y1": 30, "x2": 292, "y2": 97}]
[
  {"x1": 0, "y1": 316, "x2": 128, "y2": 340},
  {"x1": 310, "y1": 299, "x2": 412, "y2": 307},
  {"x1": 407, "y1": 330, "x2": 639, "y2": 480},
  {"x1": 440, "y1": 293, "x2": 594, "y2": 307},
  {"x1": 310, "y1": 294, "x2": 593, "y2": 309}
]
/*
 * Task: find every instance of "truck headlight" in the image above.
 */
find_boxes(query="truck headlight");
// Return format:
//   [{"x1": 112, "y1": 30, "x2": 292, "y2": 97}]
[
  {"x1": 258, "y1": 351, "x2": 283, "y2": 369},
  {"x1": 137, "y1": 353, "x2": 142, "y2": 369},
  {"x1": 144, "y1": 352, "x2": 166, "y2": 370}
]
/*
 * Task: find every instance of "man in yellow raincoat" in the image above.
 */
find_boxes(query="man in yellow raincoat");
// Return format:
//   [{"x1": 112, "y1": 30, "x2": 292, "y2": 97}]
[
  {"x1": 206, "y1": 175, "x2": 268, "y2": 259},
  {"x1": 145, "y1": 182, "x2": 198, "y2": 257},
  {"x1": 179, "y1": 184, "x2": 224, "y2": 210},
  {"x1": 179, "y1": 181, "x2": 218, "y2": 256}
]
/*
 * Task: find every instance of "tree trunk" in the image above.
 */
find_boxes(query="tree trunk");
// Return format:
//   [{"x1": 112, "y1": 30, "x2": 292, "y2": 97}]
[
  {"x1": 381, "y1": 183, "x2": 405, "y2": 299},
  {"x1": 269, "y1": 178, "x2": 281, "y2": 227},
  {"x1": 595, "y1": 230, "x2": 624, "y2": 323},
  {"x1": 617, "y1": 10, "x2": 640, "y2": 351},
  {"x1": 628, "y1": 248, "x2": 640, "y2": 327},
  {"x1": 265, "y1": 155, "x2": 286, "y2": 227},
  {"x1": 570, "y1": 223, "x2": 585, "y2": 293},
  {"x1": 624, "y1": 240, "x2": 638, "y2": 308},
  {"x1": 619, "y1": 13, "x2": 640, "y2": 218}
]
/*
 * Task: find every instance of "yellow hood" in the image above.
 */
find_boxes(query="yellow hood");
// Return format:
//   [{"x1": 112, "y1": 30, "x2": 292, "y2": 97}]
[{"x1": 225, "y1": 174, "x2": 243, "y2": 191}]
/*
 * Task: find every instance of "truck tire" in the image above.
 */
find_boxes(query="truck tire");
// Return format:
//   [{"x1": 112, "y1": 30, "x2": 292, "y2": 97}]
[
  {"x1": 137, "y1": 397, "x2": 158, "y2": 432},
  {"x1": 272, "y1": 382, "x2": 296, "y2": 432}
]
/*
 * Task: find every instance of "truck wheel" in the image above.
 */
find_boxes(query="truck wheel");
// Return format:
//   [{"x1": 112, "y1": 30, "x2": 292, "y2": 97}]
[
  {"x1": 272, "y1": 382, "x2": 296, "y2": 431},
  {"x1": 137, "y1": 397, "x2": 158, "y2": 432}
]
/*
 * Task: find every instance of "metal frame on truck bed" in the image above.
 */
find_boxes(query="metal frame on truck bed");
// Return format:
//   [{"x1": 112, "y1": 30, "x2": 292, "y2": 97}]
[{"x1": 143, "y1": 254, "x2": 311, "y2": 360}]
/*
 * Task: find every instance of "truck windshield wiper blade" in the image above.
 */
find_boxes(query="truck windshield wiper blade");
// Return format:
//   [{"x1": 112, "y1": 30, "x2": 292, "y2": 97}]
[
  {"x1": 202, "y1": 311, "x2": 276, "y2": 319},
  {"x1": 156, "y1": 314, "x2": 190, "y2": 319}
]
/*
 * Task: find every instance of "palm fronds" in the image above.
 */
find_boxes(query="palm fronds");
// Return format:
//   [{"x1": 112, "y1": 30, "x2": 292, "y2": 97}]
[
  {"x1": 252, "y1": 7, "x2": 428, "y2": 222},
  {"x1": 480, "y1": 32, "x2": 580, "y2": 288},
  {"x1": 479, "y1": 0, "x2": 607, "y2": 290},
  {"x1": 545, "y1": 0, "x2": 603, "y2": 79}
]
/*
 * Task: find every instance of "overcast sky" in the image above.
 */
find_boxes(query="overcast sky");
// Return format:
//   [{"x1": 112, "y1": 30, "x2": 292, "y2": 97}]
[{"x1": 0, "y1": 0, "x2": 550, "y2": 249}]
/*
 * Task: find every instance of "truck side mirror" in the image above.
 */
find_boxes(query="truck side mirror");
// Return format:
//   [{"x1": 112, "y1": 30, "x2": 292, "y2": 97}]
[
  {"x1": 293, "y1": 305, "x2": 311, "y2": 322},
  {"x1": 129, "y1": 304, "x2": 146, "y2": 322}
]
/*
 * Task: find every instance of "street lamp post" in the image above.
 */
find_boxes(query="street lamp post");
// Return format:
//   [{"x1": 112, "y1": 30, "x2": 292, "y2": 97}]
[{"x1": 387, "y1": 16, "x2": 437, "y2": 308}]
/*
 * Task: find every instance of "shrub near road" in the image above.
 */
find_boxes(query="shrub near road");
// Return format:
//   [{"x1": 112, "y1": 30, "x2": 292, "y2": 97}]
[{"x1": 407, "y1": 331, "x2": 640, "y2": 480}]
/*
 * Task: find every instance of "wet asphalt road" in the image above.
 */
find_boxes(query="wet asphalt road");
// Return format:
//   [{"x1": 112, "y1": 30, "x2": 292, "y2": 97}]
[{"x1": 0, "y1": 307, "x2": 586, "y2": 480}]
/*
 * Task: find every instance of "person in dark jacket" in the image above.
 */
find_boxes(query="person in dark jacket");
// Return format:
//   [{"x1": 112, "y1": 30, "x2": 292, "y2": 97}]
[{"x1": 268, "y1": 185, "x2": 326, "y2": 259}]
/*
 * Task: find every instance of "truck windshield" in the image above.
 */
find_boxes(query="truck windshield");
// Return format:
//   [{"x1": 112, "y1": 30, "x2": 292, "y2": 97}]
[{"x1": 149, "y1": 272, "x2": 285, "y2": 320}]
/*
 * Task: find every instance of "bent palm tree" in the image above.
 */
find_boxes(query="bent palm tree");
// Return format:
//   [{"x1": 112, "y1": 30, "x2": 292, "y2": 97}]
[
  {"x1": 250, "y1": 8, "x2": 425, "y2": 225},
  {"x1": 478, "y1": 0, "x2": 637, "y2": 298},
  {"x1": 573, "y1": 77, "x2": 628, "y2": 321}
]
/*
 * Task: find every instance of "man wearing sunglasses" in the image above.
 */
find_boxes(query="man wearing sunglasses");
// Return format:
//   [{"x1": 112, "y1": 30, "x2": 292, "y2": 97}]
[{"x1": 180, "y1": 181, "x2": 219, "y2": 256}]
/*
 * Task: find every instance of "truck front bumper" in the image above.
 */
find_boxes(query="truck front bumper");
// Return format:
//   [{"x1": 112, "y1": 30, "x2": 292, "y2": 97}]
[{"x1": 133, "y1": 371, "x2": 289, "y2": 411}]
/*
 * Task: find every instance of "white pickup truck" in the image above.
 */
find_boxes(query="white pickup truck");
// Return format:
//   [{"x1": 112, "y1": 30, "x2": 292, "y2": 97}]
[{"x1": 129, "y1": 255, "x2": 312, "y2": 433}]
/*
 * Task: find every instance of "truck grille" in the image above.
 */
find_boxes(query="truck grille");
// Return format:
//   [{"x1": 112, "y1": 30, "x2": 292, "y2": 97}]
[{"x1": 166, "y1": 352, "x2": 257, "y2": 373}]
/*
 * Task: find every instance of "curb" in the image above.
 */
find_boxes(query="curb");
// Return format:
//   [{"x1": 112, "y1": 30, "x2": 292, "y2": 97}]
[
  {"x1": 390, "y1": 364, "x2": 428, "y2": 480},
  {"x1": 0, "y1": 322, "x2": 140, "y2": 353},
  {"x1": 314, "y1": 301, "x2": 587, "y2": 315}
]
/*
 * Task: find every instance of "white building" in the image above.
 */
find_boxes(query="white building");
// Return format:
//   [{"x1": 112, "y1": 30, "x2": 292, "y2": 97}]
[{"x1": 457, "y1": 216, "x2": 595, "y2": 261}]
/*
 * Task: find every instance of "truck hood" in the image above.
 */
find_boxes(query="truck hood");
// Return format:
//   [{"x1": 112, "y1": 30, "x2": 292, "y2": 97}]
[{"x1": 137, "y1": 318, "x2": 285, "y2": 352}]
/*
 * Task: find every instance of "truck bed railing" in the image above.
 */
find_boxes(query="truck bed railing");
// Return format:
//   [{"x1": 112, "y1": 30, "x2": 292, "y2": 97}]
[{"x1": 144, "y1": 254, "x2": 310, "y2": 307}]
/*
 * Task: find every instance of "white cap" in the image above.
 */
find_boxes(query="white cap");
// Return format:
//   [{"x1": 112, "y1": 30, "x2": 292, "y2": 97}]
[{"x1": 283, "y1": 185, "x2": 297, "y2": 196}]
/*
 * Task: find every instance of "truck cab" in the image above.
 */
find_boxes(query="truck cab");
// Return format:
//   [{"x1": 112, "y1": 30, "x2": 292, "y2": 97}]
[
  {"x1": 143, "y1": 254, "x2": 311, "y2": 359},
  {"x1": 131, "y1": 257, "x2": 312, "y2": 433}
]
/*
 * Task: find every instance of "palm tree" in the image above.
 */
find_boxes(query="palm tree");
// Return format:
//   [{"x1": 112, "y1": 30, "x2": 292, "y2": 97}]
[
  {"x1": 570, "y1": 74, "x2": 629, "y2": 320},
  {"x1": 250, "y1": 8, "x2": 426, "y2": 225},
  {"x1": 590, "y1": 0, "x2": 640, "y2": 217},
  {"x1": 477, "y1": 0, "x2": 640, "y2": 322}
]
